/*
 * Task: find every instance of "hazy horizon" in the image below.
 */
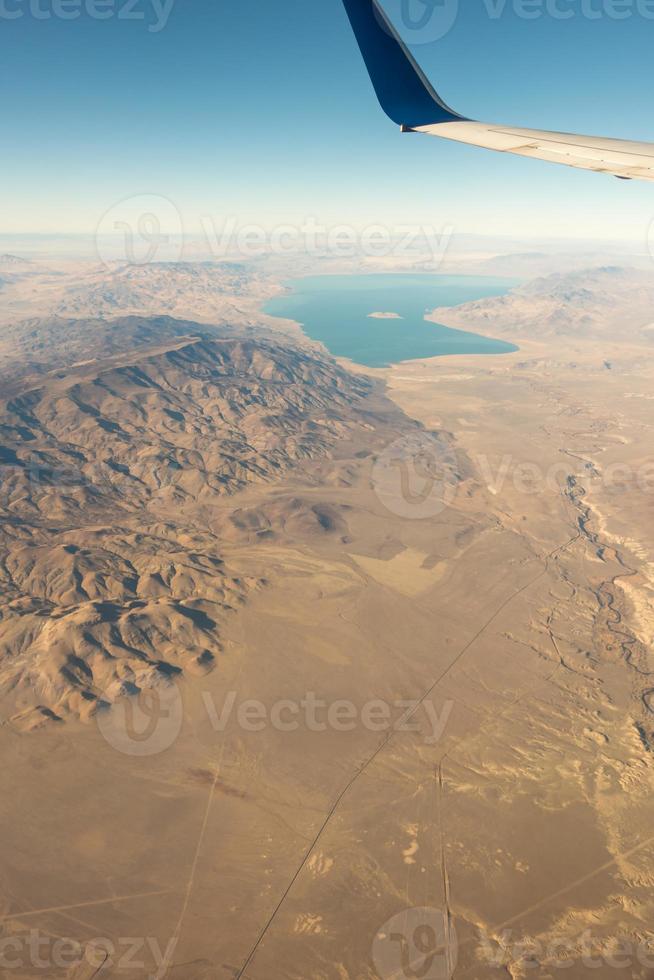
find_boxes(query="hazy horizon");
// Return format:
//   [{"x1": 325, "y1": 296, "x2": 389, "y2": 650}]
[{"x1": 3, "y1": 0, "x2": 654, "y2": 241}]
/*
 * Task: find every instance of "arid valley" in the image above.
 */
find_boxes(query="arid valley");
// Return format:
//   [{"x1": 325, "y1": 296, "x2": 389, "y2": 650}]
[{"x1": 1, "y1": 253, "x2": 654, "y2": 980}]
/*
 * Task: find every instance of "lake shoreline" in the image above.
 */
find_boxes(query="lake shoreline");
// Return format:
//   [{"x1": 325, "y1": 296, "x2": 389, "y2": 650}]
[{"x1": 264, "y1": 273, "x2": 519, "y2": 368}]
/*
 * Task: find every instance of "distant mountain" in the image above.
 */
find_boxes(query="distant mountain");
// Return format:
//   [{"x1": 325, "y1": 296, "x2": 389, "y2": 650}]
[
  {"x1": 54, "y1": 260, "x2": 280, "y2": 323},
  {"x1": 0, "y1": 253, "x2": 50, "y2": 291},
  {"x1": 0, "y1": 253, "x2": 44, "y2": 280},
  {"x1": 430, "y1": 266, "x2": 654, "y2": 341},
  {"x1": 0, "y1": 253, "x2": 32, "y2": 267},
  {"x1": 448, "y1": 251, "x2": 652, "y2": 279}
]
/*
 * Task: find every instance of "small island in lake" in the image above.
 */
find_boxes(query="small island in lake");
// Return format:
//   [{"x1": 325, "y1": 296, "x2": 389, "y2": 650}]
[{"x1": 367, "y1": 311, "x2": 404, "y2": 320}]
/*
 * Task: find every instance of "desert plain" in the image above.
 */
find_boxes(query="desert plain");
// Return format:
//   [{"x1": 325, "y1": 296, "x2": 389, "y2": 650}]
[{"x1": 0, "y1": 254, "x2": 653, "y2": 979}]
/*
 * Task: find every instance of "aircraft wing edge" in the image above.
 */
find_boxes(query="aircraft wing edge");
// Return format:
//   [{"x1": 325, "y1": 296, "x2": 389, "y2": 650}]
[
  {"x1": 414, "y1": 120, "x2": 654, "y2": 180},
  {"x1": 341, "y1": 0, "x2": 654, "y2": 182}
]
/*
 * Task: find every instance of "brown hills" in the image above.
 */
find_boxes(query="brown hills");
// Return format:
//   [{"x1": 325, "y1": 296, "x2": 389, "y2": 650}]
[
  {"x1": 0, "y1": 327, "x2": 394, "y2": 730},
  {"x1": 0, "y1": 315, "x2": 222, "y2": 387},
  {"x1": 2, "y1": 264, "x2": 654, "y2": 978}
]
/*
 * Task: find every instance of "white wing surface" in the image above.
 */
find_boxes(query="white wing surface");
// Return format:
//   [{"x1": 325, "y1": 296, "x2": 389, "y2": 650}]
[{"x1": 341, "y1": 0, "x2": 654, "y2": 181}]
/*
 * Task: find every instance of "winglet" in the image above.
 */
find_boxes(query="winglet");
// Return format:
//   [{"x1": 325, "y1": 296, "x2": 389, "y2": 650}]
[{"x1": 341, "y1": 0, "x2": 464, "y2": 128}]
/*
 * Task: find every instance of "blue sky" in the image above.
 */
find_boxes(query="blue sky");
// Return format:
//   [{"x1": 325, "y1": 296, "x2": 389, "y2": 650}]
[{"x1": 2, "y1": 0, "x2": 654, "y2": 242}]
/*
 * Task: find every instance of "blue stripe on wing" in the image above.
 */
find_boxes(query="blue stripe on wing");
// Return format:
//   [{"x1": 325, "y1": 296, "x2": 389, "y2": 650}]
[{"x1": 341, "y1": 0, "x2": 464, "y2": 127}]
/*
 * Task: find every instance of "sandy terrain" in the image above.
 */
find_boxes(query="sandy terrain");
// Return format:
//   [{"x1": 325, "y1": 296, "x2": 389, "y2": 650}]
[
  {"x1": 0, "y1": 263, "x2": 653, "y2": 979},
  {"x1": 379, "y1": 305, "x2": 654, "y2": 978}
]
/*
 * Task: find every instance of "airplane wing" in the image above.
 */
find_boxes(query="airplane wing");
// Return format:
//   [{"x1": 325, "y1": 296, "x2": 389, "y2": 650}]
[{"x1": 341, "y1": 0, "x2": 654, "y2": 182}]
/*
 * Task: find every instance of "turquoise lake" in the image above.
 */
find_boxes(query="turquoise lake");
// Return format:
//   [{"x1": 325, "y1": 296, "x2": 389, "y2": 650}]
[{"x1": 264, "y1": 274, "x2": 519, "y2": 368}]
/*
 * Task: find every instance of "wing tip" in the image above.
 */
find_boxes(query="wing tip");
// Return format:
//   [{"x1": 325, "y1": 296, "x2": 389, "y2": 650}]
[{"x1": 341, "y1": 0, "x2": 463, "y2": 128}]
